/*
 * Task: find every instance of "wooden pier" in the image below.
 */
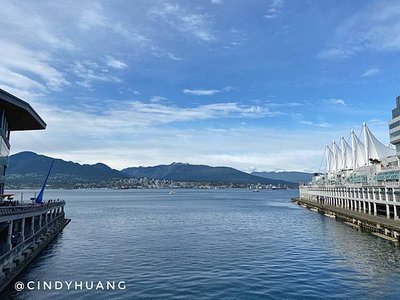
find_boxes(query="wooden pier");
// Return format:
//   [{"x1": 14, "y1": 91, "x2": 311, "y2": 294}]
[{"x1": 292, "y1": 197, "x2": 400, "y2": 242}]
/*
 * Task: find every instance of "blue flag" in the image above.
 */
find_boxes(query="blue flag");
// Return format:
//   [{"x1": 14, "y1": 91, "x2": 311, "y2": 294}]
[{"x1": 35, "y1": 159, "x2": 55, "y2": 204}]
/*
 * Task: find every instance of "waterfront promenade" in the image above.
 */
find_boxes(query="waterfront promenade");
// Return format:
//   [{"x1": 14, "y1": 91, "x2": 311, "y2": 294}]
[{"x1": 293, "y1": 197, "x2": 400, "y2": 239}]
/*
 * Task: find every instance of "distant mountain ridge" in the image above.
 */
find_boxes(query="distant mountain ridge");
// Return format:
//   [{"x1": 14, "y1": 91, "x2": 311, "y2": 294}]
[
  {"x1": 6, "y1": 152, "x2": 298, "y2": 188},
  {"x1": 122, "y1": 163, "x2": 297, "y2": 187},
  {"x1": 251, "y1": 171, "x2": 313, "y2": 184},
  {"x1": 7, "y1": 151, "x2": 129, "y2": 186}
]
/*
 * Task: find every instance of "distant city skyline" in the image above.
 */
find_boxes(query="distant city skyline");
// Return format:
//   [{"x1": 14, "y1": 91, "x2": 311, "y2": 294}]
[{"x1": 0, "y1": 0, "x2": 399, "y2": 172}]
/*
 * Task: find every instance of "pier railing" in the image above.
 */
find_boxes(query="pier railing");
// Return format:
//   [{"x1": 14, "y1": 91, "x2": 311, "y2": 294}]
[
  {"x1": 303, "y1": 182, "x2": 400, "y2": 188},
  {"x1": 0, "y1": 201, "x2": 65, "y2": 217}
]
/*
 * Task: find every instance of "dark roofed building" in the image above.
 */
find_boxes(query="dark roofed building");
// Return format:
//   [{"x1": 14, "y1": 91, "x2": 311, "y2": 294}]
[
  {"x1": 0, "y1": 89, "x2": 69, "y2": 290},
  {"x1": 0, "y1": 89, "x2": 46, "y2": 194}
]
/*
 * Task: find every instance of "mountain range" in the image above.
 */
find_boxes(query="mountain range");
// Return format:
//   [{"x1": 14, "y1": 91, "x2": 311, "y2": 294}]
[
  {"x1": 7, "y1": 152, "x2": 129, "y2": 186},
  {"x1": 6, "y1": 152, "x2": 301, "y2": 188},
  {"x1": 122, "y1": 163, "x2": 296, "y2": 186}
]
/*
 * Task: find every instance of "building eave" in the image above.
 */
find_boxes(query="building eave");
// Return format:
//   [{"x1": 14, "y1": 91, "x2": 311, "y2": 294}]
[{"x1": 0, "y1": 88, "x2": 46, "y2": 131}]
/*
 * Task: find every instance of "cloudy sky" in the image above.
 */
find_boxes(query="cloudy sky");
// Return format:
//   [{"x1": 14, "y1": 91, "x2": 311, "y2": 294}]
[{"x1": 1, "y1": 0, "x2": 399, "y2": 172}]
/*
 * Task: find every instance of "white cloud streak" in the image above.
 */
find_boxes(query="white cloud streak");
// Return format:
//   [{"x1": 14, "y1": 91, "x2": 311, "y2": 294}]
[
  {"x1": 324, "y1": 98, "x2": 346, "y2": 106},
  {"x1": 0, "y1": 41, "x2": 69, "y2": 92},
  {"x1": 361, "y1": 68, "x2": 380, "y2": 77},
  {"x1": 0, "y1": 1, "x2": 74, "y2": 50},
  {"x1": 183, "y1": 86, "x2": 234, "y2": 96},
  {"x1": 149, "y1": 2, "x2": 216, "y2": 42},
  {"x1": 319, "y1": 1, "x2": 400, "y2": 59},
  {"x1": 300, "y1": 120, "x2": 331, "y2": 128},
  {"x1": 264, "y1": 0, "x2": 285, "y2": 19},
  {"x1": 317, "y1": 47, "x2": 356, "y2": 60},
  {"x1": 72, "y1": 60, "x2": 122, "y2": 88},
  {"x1": 150, "y1": 96, "x2": 168, "y2": 103},
  {"x1": 183, "y1": 89, "x2": 221, "y2": 96},
  {"x1": 105, "y1": 56, "x2": 128, "y2": 70}
]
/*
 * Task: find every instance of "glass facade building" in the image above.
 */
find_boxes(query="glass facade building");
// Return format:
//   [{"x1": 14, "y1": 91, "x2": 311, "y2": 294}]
[{"x1": 389, "y1": 96, "x2": 400, "y2": 156}]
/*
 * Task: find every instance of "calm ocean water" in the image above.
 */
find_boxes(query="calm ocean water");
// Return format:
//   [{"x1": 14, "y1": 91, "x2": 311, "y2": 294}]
[{"x1": 2, "y1": 189, "x2": 400, "y2": 299}]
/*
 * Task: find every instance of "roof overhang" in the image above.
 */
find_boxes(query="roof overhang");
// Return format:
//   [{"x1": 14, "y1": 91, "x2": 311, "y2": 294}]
[{"x1": 0, "y1": 89, "x2": 46, "y2": 131}]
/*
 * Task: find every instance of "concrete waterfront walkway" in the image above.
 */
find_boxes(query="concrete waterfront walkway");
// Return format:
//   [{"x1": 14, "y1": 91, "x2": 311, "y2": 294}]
[{"x1": 292, "y1": 197, "x2": 400, "y2": 232}]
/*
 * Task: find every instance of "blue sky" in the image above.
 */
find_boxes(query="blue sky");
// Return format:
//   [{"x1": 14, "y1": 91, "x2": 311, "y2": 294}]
[{"x1": 0, "y1": 0, "x2": 399, "y2": 172}]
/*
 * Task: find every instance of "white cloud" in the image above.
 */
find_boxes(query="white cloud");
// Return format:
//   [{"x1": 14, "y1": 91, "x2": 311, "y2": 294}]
[
  {"x1": 0, "y1": 66, "x2": 47, "y2": 93},
  {"x1": 73, "y1": 60, "x2": 122, "y2": 88},
  {"x1": 167, "y1": 53, "x2": 182, "y2": 61},
  {"x1": 78, "y1": 3, "x2": 108, "y2": 30},
  {"x1": 0, "y1": 1, "x2": 74, "y2": 50},
  {"x1": 27, "y1": 100, "x2": 278, "y2": 133},
  {"x1": 105, "y1": 56, "x2": 128, "y2": 70},
  {"x1": 78, "y1": 2, "x2": 150, "y2": 46},
  {"x1": 266, "y1": 102, "x2": 303, "y2": 108},
  {"x1": 123, "y1": 101, "x2": 275, "y2": 125},
  {"x1": 300, "y1": 121, "x2": 332, "y2": 128},
  {"x1": 0, "y1": 41, "x2": 69, "y2": 92},
  {"x1": 199, "y1": 149, "x2": 322, "y2": 172},
  {"x1": 183, "y1": 88, "x2": 221, "y2": 96},
  {"x1": 150, "y1": 96, "x2": 168, "y2": 102},
  {"x1": 211, "y1": 0, "x2": 223, "y2": 4},
  {"x1": 361, "y1": 68, "x2": 380, "y2": 77},
  {"x1": 182, "y1": 86, "x2": 235, "y2": 96},
  {"x1": 317, "y1": 47, "x2": 356, "y2": 60},
  {"x1": 0, "y1": 0, "x2": 234, "y2": 102},
  {"x1": 149, "y1": 3, "x2": 216, "y2": 42},
  {"x1": 319, "y1": 1, "x2": 400, "y2": 59},
  {"x1": 227, "y1": 28, "x2": 247, "y2": 47},
  {"x1": 325, "y1": 98, "x2": 346, "y2": 106},
  {"x1": 264, "y1": 0, "x2": 285, "y2": 19}
]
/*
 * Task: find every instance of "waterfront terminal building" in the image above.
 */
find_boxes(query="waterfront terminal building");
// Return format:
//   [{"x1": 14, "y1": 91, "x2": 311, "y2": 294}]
[
  {"x1": 0, "y1": 89, "x2": 70, "y2": 291},
  {"x1": 298, "y1": 98, "x2": 400, "y2": 240}
]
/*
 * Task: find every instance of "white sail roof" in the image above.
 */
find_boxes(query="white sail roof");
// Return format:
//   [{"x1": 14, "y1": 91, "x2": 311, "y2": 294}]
[
  {"x1": 326, "y1": 145, "x2": 335, "y2": 173},
  {"x1": 363, "y1": 123, "x2": 395, "y2": 162},
  {"x1": 351, "y1": 130, "x2": 367, "y2": 169},
  {"x1": 332, "y1": 141, "x2": 342, "y2": 173},
  {"x1": 341, "y1": 137, "x2": 352, "y2": 170},
  {"x1": 323, "y1": 123, "x2": 394, "y2": 174}
]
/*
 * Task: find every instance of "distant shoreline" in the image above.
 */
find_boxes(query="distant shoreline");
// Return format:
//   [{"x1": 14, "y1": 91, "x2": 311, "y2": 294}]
[{"x1": 6, "y1": 186, "x2": 297, "y2": 191}]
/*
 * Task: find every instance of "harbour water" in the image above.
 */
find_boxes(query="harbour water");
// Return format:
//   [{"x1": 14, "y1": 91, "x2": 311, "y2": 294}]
[{"x1": 2, "y1": 189, "x2": 400, "y2": 299}]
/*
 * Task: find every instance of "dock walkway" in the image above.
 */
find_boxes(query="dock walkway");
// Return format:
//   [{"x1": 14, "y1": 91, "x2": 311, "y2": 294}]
[{"x1": 292, "y1": 197, "x2": 400, "y2": 238}]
